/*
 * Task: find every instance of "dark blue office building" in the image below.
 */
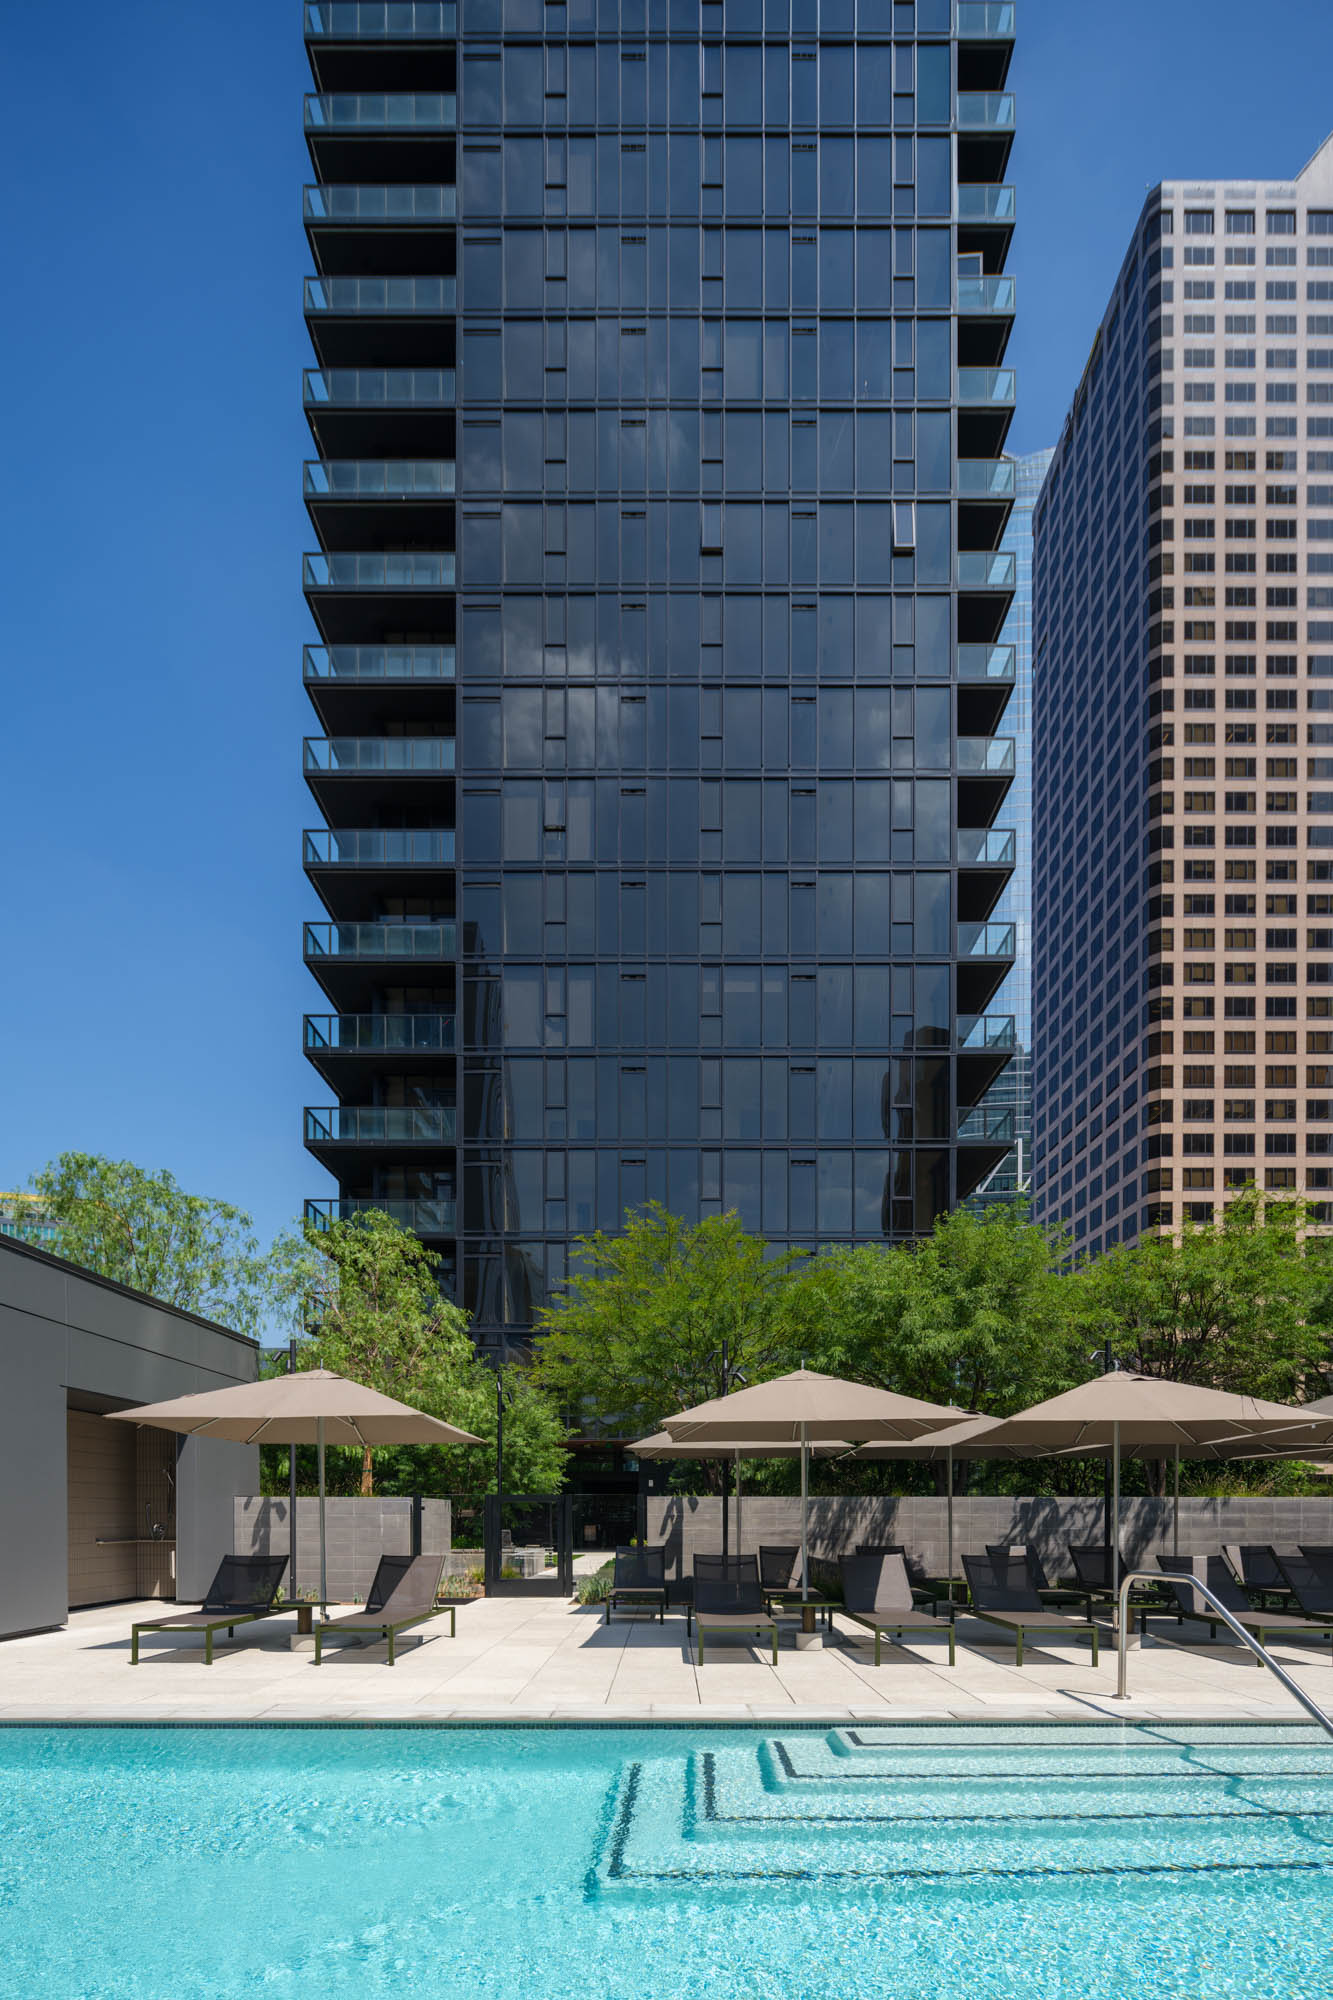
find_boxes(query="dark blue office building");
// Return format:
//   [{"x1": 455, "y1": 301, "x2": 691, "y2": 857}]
[{"x1": 300, "y1": 0, "x2": 1017, "y2": 1349}]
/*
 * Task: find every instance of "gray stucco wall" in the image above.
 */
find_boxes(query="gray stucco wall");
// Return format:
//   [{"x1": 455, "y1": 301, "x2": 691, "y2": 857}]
[
  {"x1": 645, "y1": 1493, "x2": 1333, "y2": 1585},
  {"x1": 0, "y1": 1237, "x2": 259, "y2": 1638},
  {"x1": 235, "y1": 1497, "x2": 452, "y2": 1601}
]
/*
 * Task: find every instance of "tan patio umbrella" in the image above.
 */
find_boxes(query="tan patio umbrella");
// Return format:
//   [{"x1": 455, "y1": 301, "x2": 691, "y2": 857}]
[
  {"x1": 660, "y1": 1370, "x2": 967, "y2": 1604},
  {"x1": 627, "y1": 1430, "x2": 848, "y2": 1556},
  {"x1": 110, "y1": 1370, "x2": 482, "y2": 1606},
  {"x1": 971, "y1": 1375, "x2": 1333, "y2": 1583},
  {"x1": 853, "y1": 1414, "x2": 1033, "y2": 1589}
]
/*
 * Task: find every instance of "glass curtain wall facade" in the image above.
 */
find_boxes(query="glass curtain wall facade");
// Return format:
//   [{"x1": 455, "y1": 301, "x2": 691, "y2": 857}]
[
  {"x1": 301, "y1": 0, "x2": 1018, "y2": 1349},
  {"x1": 1033, "y1": 134, "x2": 1333, "y2": 1258},
  {"x1": 963, "y1": 441, "x2": 1049, "y2": 1212}
]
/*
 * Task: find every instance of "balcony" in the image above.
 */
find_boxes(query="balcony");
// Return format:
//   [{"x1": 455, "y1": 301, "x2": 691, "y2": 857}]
[
  {"x1": 304, "y1": 185, "x2": 456, "y2": 287},
  {"x1": 305, "y1": 367, "x2": 455, "y2": 456},
  {"x1": 304, "y1": 1011, "x2": 456, "y2": 1089},
  {"x1": 305, "y1": 920, "x2": 457, "y2": 1007},
  {"x1": 956, "y1": 1012, "x2": 1017, "y2": 1107},
  {"x1": 957, "y1": 1104, "x2": 1016, "y2": 1145},
  {"x1": 305, "y1": 5, "x2": 456, "y2": 38},
  {"x1": 304, "y1": 460, "x2": 455, "y2": 552},
  {"x1": 305, "y1": 367, "x2": 455, "y2": 408},
  {"x1": 957, "y1": 920, "x2": 1014, "y2": 1016},
  {"x1": 305, "y1": 1105, "x2": 458, "y2": 1173},
  {"x1": 958, "y1": 827, "x2": 1015, "y2": 868},
  {"x1": 303, "y1": 643, "x2": 456, "y2": 730},
  {"x1": 958, "y1": 642, "x2": 1015, "y2": 682},
  {"x1": 958, "y1": 2, "x2": 1015, "y2": 36},
  {"x1": 960, "y1": 920, "x2": 1015, "y2": 959},
  {"x1": 305, "y1": 274, "x2": 454, "y2": 314},
  {"x1": 957, "y1": 274, "x2": 1015, "y2": 317},
  {"x1": 304, "y1": 828, "x2": 454, "y2": 865},
  {"x1": 957, "y1": 549, "x2": 1016, "y2": 648},
  {"x1": 304, "y1": 94, "x2": 457, "y2": 182},
  {"x1": 305, "y1": 184, "x2": 454, "y2": 223},
  {"x1": 304, "y1": 93, "x2": 455, "y2": 132},
  {"x1": 957, "y1": 551, "x2": 1015, "y2": 593},
  {"x1": 957, "y1": 460, "x2": 1015, "y2": 501},
  {"x1": 957, "y1": 366, "x2": 1015, "y2": 462},
  {"x1": 303, "y1": 553, "x2": 455, "y2": 645},
  {"x1": 303, "y1": 735, "x2": 455, "y2": 822},
  {"x1": 958, "y1": 185, "x2": 1016, "y2": 226},
  {"x1": 304, "y1": 1196, "x2": 458, "y2": 1237},
  {"x1": 958, "y1": 736, "x2": 1014, "y2": 829},
  {"x1": 957, "y1": 456, "x2": 1014, "y2": 558},
  {"x1": 957, "y1": 736, "x2": 1014, "y2": 775},
  {"x1": 957, "y1": 825, "x2": 1014, "y2": 925},
  {"x1": 956, "y1": 88, "x2": 1014, "y2": 181},
  {"x1": 957, "y1": 92, "x2": 1014, "y2": 132}
]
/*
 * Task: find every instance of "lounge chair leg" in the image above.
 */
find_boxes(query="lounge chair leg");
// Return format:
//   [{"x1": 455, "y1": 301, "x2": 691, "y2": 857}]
[
  {"x1": 948, "y1": 1626, "x2": 956, "y2": 1667},
  {"x1": 697, "y1": 1632, "x2": 704, "y2": 1667},
  {"x1": 449, "y1": 1606, "x2": 456, "y2": 1638},
  {"x1": 874, "y1": 1630, "x2": 881, "y2": 1667},
  {"x1": 1015, "y1": 1631, "x2": 1023, "y2": 1668},
  {"x1": 771, "y1": 1628, "x2": 778, "y2": 1666},
  {"x1": 604, "y1": 1599, "x2": 610, "y2": 1625},
  {"x1": 1091, "y1": 1627, "x2": 1099, "y2": 1667},
  {"x1": 388, "y1": 1629, "x2": 395, "y2": 1666},
  {"x1": 130, "y1": 1629, "x2": 139, "y2": 1666},
  {"x1": 205, "y1": 1631, "x2": 214, "y2": 1667},
  {"x1": 314, "y1": 1629, "x2": 323, "y2": 1665}
]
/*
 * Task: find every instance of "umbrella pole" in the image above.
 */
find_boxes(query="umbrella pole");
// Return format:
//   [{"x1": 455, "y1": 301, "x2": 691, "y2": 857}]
[
  {"x1": 721, "y1": 1456, "x2": 730, "y2": 1557},
  {"x1": 735, "y1": 1450, "x2": 743, "y2": 1555},
  {"x1": 946, "y1": 1447, "x2": 954, "y2": 1599},
  {"x1": 800, "y1": 1423, "x2": 809, "y2": 1603},
  {"x1": 1173, "y1": 1443, "x2": 1180, "y2": 1558},
  {"x1": 318, "y1": 1416, "x2": 328, "y2": 1608},
  {"x1": 1111, "y1": 1420, "x2": 1120, "y2": 1593}
]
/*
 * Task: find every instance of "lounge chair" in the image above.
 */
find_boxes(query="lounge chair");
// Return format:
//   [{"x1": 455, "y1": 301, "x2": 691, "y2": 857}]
[
  {"x1": 758, "y1": 1543, "x2": 800, "y2": 1604},
  {"x1": 839, "y1": 1554, "x2": 956, "y2": 1666},
  {"x1": 985, "y1": 1543, "x2": 1093, "y2": 1617},
  {"x1": 693, "y1": 1554, "x2": 778, "y2": 1666},
  {"x1": 603, "y1": 1545, "x2": 668, "y2": 1624},
  {"x1": 1068, "y1": 1543, "x2": 1172, "y2": 1613},
  {"x1": 313, "y1": 1554, "x2": 452, "y2": 1665},
  {"x1": 1221, "y1": 1543, "x2": 1293, "y2": 1609},
  {"x1": 1152, "y1": 1555, "x2": 1333, "y2": 1660},
  {"x1": 856, "y1": 1542, "x2": 950, "y2": 1613},
  {"x1": 129, "y1": 1554, "x2": 289, "y2": 1666},
  {"x1": 1275, "y1": 1550, "x2": 1333, "y2": 1624},
  {"x1": 960, "y1": 1553, "x2": 1103, "y2": 1667}
]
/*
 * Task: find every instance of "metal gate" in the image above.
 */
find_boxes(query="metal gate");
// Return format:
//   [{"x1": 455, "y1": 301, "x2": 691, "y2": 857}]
[{"x1": 483, "y1": 1494, "x2": 573, "y2": 1596}]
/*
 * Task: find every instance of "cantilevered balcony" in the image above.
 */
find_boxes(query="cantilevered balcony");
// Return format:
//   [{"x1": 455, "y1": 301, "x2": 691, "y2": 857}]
[
  {"x1": 304, "y1": 184, "x2": 455, "y2": 283},
  {"x1": 305, "y1": 1105, "x2": 458, "y2": 1176},
  {"x1": 956, "y1": 640, "x2": 1014, "y2": 735},
  {"x1": 957, "y1": 273, "x2": 1015, "y2": 369},
  {"x1": 957, "y1": 548, "x2": 1016, "y2": 646},
  {"x1": 304, "y1": 642, "x2": 455, "y2": 730},
  {"x1": 957, "y1": 457, "x2": 1014, "y2": 554},
  {"x1": 956, "y1": 91, "x2": 1014, "y2": 183},
  {"x1": 304, "y1": 1011, "x2": 456, "y2": 1089},
  {"x1": 304, "y1": 0, "x2": 457, "y2": 94},
  {"x1": 304, "y1": 828, "x2": 455, "y2": 918},
  {"x1": 305, "y1": 2, "x2": 457, "y2": 33},
  {"x1": 957, "y1": 366, "x2": 1016, "y2": 459},
  {"x1": 304, "y1": 367, "x2": 454, "y2": 455},
  {"x1": 957, "y1": 184, "x2": 1015, "y2": 269},
  {"x1": 957, "y1": 3, "x2": 1015, "y2": 94},
  {"x1": 303, "y1": 552, "x2": 455, "y2": 644},
  {"x1": 303, "y1": 735, "x2": 455, "y2": 818},
  {"x1": 956, "y1": 1012, "x2": 1017, "y2": 1106},
  {"x1": 304, "y1": 919, "x2": 457, "y2": 1008},
  {"x1": 957, "y1": 735, "x2": 1014, "y2": 825},
  {"x1": 304, "y1": 459, "x2": 454, "y2": 549},
  {"x1": 957, "y1": 920, "x2": 1016, "y2": 1015},
  {"x1": 956, "y1": 1100, "x2": 1016, "y2": 1193},
  {"x1": 304, "y1": 94, "x2": 457, "y2": 183},
  {"x1": 304, "y1": 1195, "x2": 458, "y2": 1237},
  {"x1": 957, "y1": 826, "x2": 1015, "y2": 923},
  {"x1": 304, "y1": 274, "x2": 456, "y2": 367}
]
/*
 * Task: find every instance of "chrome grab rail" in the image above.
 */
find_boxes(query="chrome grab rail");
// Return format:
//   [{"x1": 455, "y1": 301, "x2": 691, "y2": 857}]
[{"x1": 1113, "y1": 1567, "x2": 1333, "y2": 1737}]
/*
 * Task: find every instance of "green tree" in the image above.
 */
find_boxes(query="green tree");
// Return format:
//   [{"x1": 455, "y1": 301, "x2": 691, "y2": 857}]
[
  {"x1": 1075, "y1": 1188, "x2": 1332, "y2": 1401},
  {"x1": 273, "y1": 1209, "x2": 568, "y2": 1499},
  {"x1": 29, "y1": 1151, "x2": 273, "y2": 1337},
  {"x1": 781, "y1": 1203, "x2": 1081, "y2": 1414},
  {"x1": 531, "y1": 1204, "x2": 802, "y2": 1469}
]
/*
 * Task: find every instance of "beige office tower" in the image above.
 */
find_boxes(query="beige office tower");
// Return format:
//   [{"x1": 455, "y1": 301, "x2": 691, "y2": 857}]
[{"x1": 1032, "y1": 133, "x2": 1333, "y2": 1256}]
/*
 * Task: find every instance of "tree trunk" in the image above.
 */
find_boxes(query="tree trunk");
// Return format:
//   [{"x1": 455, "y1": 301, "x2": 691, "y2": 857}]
[{"x1": 360, "y1": 1446, "x2": 374, "y2": 1496}]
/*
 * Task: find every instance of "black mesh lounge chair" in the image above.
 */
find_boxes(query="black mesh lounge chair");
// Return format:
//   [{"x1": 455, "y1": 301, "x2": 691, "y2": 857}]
[
  {"x1": 129, "y1": 1555, "x2": 289, "y2": 1666},
  {"x1": 840, "y1": 1554, "x2": 956, "y2": 1666},
  {"x1": 758, "y1": 1544, "x2": 800, "y2": 1597},
  {"x1": 313, "y1": 1554, "x2": 452, "y2": 1665},
  {"x1": 1067, "y1": 1544, "x2": 1171, "y2": 1612},
  {"x1": 1221, "y1": 1543, "x2": 1293, "y2": 1609},
  {"x1": 986, "y1": 1543, "x2": 1092, "y2": 1616},
  {"x1": 960, "y1": 1553, "x2": 1103, "y2": 1667},
  {"x1": 603, "y1": 1545, "x2": 668, "y2": 1624},
  {"x1": 855, "y1": 1543, "x2": 945, "y2": 1610},
  {"x1": 693, "y1": 1554, "x2": 778, "y2": 1666},
  {"x1": 1152, "y1": 1555, "x2": 1333, "y2": 1660},
  {"x1": 1275, "y1": 1551, "x2": 1333, "y2": 1623}
]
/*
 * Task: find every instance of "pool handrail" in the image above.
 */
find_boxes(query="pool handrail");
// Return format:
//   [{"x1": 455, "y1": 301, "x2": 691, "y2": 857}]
[{"x1": 1112, "y1": 1566, "x2": 1333, "y2": 1737}]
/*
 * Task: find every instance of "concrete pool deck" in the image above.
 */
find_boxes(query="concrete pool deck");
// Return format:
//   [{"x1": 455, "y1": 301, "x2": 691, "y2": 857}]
[{"x1": 1, "y1": 1594, "x2": 1332, "y2": 1725}]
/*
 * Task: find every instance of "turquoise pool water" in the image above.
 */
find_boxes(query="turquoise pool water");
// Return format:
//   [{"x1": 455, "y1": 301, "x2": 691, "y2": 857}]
[{"x1": 2, "y1": 1722, "x2": 1332, "y2": 1999}]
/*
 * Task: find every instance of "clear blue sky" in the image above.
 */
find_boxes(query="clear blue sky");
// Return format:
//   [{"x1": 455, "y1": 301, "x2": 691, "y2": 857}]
[{"x1": 1, "y1": 1, "x2": 1330, "y2": 1250}]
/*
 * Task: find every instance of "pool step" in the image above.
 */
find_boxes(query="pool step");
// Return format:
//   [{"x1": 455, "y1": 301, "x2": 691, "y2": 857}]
[
  {"x1": 766, "y1": 1724, "x2": 1333, "y2": 1785},
  {"x1": 585, "y1": 1749, "x2": 1333, "y2": 1899}
]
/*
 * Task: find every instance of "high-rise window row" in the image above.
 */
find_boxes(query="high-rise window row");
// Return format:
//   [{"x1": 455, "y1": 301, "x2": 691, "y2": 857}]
[
  {"x1": 301, "y1": 0, "x2": 1018, "y2": 1346},
  {"x1": 1032, "y1": 134, "x2": 1333, "y2": 1256}
]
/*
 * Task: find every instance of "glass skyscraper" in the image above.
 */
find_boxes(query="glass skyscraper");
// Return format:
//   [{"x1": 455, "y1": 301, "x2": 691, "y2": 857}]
[
  {"x1": 300, "y1": 0, "x2": 1018, "y2": 1350},
  {"x1": 964, "y1": 442, "x2": 1050, "y2": 1211}
]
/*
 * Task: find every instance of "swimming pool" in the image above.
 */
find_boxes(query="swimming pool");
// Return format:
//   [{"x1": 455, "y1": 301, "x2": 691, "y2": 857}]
[{"x1": 2, "y1": 1721, "x2": 1332, "y2": 1999}]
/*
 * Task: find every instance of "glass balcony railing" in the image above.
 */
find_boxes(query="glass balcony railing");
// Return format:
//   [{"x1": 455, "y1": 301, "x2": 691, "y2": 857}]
[
  {"x1": 304, "y1": 829, "x2": 455, "y2": 865},
  {"x1": 957, "y1": 366, "x2": 1017, "y2": 407},
  {"x1": 304, "y1": 1107, "x2": 458, "y2": 1144},
  {"x1": 305, "y1": 185, "x2": 456, "y2": 224},
  {"x1": 958, "y1": 736, "x2": 1015, "y2": 775},
  {"x1": 957, "y1": 184, "x2": 1016, "y2": 224},
  {"x1": 957, "y1": 1104, "x2": 1016, "y2": 1144},
  {"x1": 303, "y1": 552, "x2": 455, "y2": 589},
  {"x1": 957, "y1": 642, "x2": 1016, "y2": 682},
  {"x1": 304, "y1": 367, "x2": 455, "y2": 407},
  {"x1": 957, "y1": 2, "x2": 1016, "y2": 38},
  {"x1": 305, "y1": 3, "x2": 456, "y2": 34},
  {"x1": 304, "y1": 93, "x2": 456, "y2": 132},
  {"x1": 304, "y1": 459, "x2": 455, "y2": 497},
  {"x1": 958, "y1": 1013, "x2": 1017, "y2": 1052},
  {"x1": 305, "y1": 643, "x2": 456, "y2": 681},
  {"x1": 305, "y1": 1197, "x2": 459, "y2": 1234},
  {"x1": 304, "y1": 921, "x2": 457, "y2": 958},
  {"x1": 957, "y1": 459, "x2": 1015, "y2": 500},
  {"x1": 958, "y1": 274, "x2": 1016, "y2": 315},
  {"x1": 304, "y1": 1013, "x2": 456, "y2": 1054},
  {"x1": 957, "y1": 550, "x2": 1016, "y2": 591},
  {"x1": 959, "y1": 920, "x2": 1016, "y2": 958},
  {"x1": 956, "y1": 92, "x2": 1015, "y2": 132},
  {"x1": 303, "y1": 736, "x2": 455, "y2": 772},
  {"x1": 305, "y1": 276, "x2": 456, "y2": 316},
  {"x1": 958, "y1": 827, "x2": 1016, "y2": 868}
]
